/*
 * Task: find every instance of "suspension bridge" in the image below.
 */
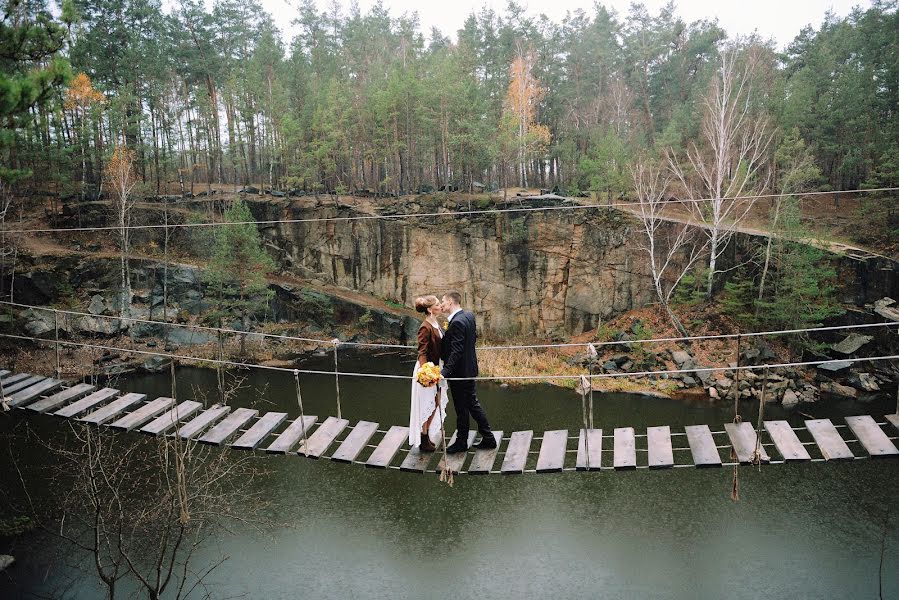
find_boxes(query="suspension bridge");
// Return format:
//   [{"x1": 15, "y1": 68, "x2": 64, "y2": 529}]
[
  {"x1": 2, "y1": 186, "x2": 898, "y2": 475},
  {"x1": 2, "y1": 363, "x2": 897, "y2": 475}
]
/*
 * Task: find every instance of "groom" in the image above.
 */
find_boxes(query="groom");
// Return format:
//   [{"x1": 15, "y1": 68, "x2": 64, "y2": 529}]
[{"x1": 440, "y1": 290, "x2": 496, "y2": 453}]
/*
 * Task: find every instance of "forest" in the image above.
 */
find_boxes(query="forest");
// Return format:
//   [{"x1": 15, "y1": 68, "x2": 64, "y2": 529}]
[{"x1": 2, "y1": 0, "x2": 897, "y2": 201}]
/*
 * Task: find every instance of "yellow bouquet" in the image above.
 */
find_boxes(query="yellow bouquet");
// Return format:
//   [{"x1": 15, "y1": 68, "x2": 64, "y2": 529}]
[{"x1": 416, "y1": 362, "x2": 442, "y2": 387}]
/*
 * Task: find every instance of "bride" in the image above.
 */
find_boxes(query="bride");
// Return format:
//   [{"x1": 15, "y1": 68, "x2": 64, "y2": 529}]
[{"x1": 409, "y1": 295, "x2": 448, "y2": 451}]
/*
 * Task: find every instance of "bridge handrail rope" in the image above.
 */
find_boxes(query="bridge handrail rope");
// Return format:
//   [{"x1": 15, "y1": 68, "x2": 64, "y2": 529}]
[
  {"x1": 2, "y1": 300, "x2": 897, "y2": 353},
  {"x1": 3, "y1": 186, "x2": 897, "y2": 235},
  {"x1": 2, "y1": 330, "x2": 897, "y2": 384}
]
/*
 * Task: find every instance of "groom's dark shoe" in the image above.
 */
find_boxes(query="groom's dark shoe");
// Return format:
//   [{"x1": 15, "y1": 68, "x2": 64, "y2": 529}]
[
  {"x1": 474, "y1": 433, "x2": 497, "y2": 450},
  {"x1": 445, "y1": 440, "x2": 468, "y2": 454}
]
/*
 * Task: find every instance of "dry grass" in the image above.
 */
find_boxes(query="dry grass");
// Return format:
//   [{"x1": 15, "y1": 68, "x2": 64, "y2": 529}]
[{"x1": 478, "y1": 346, "x2": 585, "y2": 389}]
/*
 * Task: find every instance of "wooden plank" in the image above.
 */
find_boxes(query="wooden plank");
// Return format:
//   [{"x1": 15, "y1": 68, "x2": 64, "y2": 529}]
[
  {"x1": 7, "y1": 378, "x2": 63, "y2": 408},
  {"x1": 500, "y1": 430, "x2": 533, "y2": 474},
  {"x1": 0, "y1": 369, "x2": 9, "y2": 378},
  {"x1": 80, "y1": 393, "x2": 146, "y2": 425},
  {"x1": 177, "y1": 405, "x2": 231, "y2": 439},
  {"x1": 400, "y1": 444, "x2": 436, "y2": 473},
  {"x1": 536, "y1": 429, "x2": 568, "y2": 473},
  {"x1": 55, "y1": 388, "x2": 118, "y2": 418},
  {"x1": 468, "y1": 431, "x2": 503, "y2": 474},
  {"x1": 886, "y1": 414, "x2": 899, "y2": 434},
  {"x1": 231, "y1": 412, "x2": 288, "y2": 450},
  {"x1": 805, "y1": 419, "x2": 854, "y2": 461},
  {"x1": 764, "y1": 420, "x2": 811, "y2": 462},
  {"x1": 685, "y1": 424, "x2": 722, "y2": 468},
  {"x1": 266, "y1": 415, "x2": 317, "y2": 454},
  {"x1": 26, "y1": 383, "x2": 95, "y2": 414},
  {"x1": 1, "y1": 375, "x2": 45, "y2": 397},
  {"x1": 436, "y1": 431, "x2": 477, "y2": 474},
  {"x1": 613, "y1": 427, "x2": 637, "y2": 470},
  {"x1": 576, "y1": 429, "x2": 602, "y2": 471},
  {"x1": 141, "y1": 401, "x2": 203, "y2": 436},
  {"x1": 198, "y1": 407, "x2": 258, "y2": 445},
  {"x1": 724, "y1": 422, "x2": 770, "y2": 464},
  {"x1": 366, "y1": 425, "x2": 409, "y2": 468},
  {"x1": 845, "y1": 415, "x2": 899, "y2": 458},
  {"x1": 298, "y1": 416, "x2": 348, "y2": 458},
  {"x1": 110, "y1": 397, "x2": 174, "y2": 431},
  {"x1": 647, "y1": 426, "x2": 674, "y2": 469},
  {"x1": 329, "y1": 420, "x2": 377, "y2": 463},
  {"x1": 0, "y1": 373, "x2": 30, "y2": 386}
]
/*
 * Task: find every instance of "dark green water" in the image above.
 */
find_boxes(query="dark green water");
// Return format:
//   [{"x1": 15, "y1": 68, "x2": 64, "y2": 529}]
[{"x1": 2, "y1": 351, "x2": 898, "y2": 599}]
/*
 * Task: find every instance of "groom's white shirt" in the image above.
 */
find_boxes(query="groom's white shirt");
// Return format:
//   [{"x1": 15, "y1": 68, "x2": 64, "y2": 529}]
[{"x1": 447, "y1": 308, "x2": 463, "y2": 323}]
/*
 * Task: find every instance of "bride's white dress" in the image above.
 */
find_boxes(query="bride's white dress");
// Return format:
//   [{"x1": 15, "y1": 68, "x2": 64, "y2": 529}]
[{"x1": 409, "y1": 324, "x2": 449, "y2": 447}]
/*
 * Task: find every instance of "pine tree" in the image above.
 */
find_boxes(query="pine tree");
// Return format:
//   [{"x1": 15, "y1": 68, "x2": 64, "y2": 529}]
[{"x1": 204, "y1": 199, "x2": 276, "y2": 355}]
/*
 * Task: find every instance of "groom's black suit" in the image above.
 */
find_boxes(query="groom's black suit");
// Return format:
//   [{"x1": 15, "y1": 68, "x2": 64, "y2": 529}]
[{"x1": 442, "y1": 310, "x2": 493, "y2": 443}]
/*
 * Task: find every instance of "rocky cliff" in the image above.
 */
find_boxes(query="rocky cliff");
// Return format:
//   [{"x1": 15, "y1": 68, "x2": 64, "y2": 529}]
[
  {"x1": 248, "y1": 197, "x2": 898, "y2": 337},
  {"x1": 248, "y1": 198, "x2": 682, "y2": 336}
]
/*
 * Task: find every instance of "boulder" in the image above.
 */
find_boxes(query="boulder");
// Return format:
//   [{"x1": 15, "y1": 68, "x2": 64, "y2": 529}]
[
  {"x1": 75, "y1": 316, "x2": 126, "y2": 336},
  {"x1": 741, "y1": 347, "x2": 761, "y2": 361},
  {"x1": 130, "y1": 321, "x2": 165, "y2": 339},
  {"x1": 165, "y1": 328, "x2": 215, "y2": 346},
  {"x1": 670, "y1": 350, "x2": 692, "y2": 367},
  {"x1": 820, "y1": 381, "x2": 858, "y2": 400},
  {"x1": 25, "y1": 315, "x2": 54, "y2": 337},
  {"x1": 88, "y1": 294, "x2": 107, "y2": 315},
  {"x1": 610, "y1": 353, "x2": 630, "y2": 367},
  {"x1": 831, "y1": 333, "x2": 873, "y2": 355},
  {"x1": 758, "y1": 343, "x2": 778, "y2": 361},
  {"x1": 694, "y1": 367, "x2": 713, "y2": 386},
  {"x1": 142, "y1": 356, "x2": 170, "y2": 373},
  {"x1": 847, "y1": 372, "x2": 880, "y2": 393},
  {"x1": 781, "y1": 389, "x2": 800, "y2": 408},
  {"x1": 681, "y1": 375, "x2": 697, "y2": 387},
  {"x1": 708, "y1": 386, "x2": 719, "y2": 400},
  {"x1": 0, "y1": 555, "x2": 14, "y2": 572},
  {"x1": 817, "y1": 360, "x2": 852, "y2": 373},
  {"x1": 602, "y1": 360, "x2": 618, "y2": 372}
]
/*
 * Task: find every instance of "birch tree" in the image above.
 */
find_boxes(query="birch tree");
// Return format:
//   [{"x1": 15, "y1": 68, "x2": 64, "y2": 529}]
[
  {"x1": 105, "y1": 146, "x2": 139, "y2": 317},
  {"x1": 630, "y1": 157, "x2": 707, "y2": 335},
  {"x1": 667, "y1": 48, "x2": 774, "y2": 298}
]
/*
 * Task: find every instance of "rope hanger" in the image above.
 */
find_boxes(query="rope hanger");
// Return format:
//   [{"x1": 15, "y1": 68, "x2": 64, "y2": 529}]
[
  {"x1": 2, "y1": 330, "x2": 896, "y2": 385},
  {"x1": 3, "y1": 299, "x2": 896, "y2": 354}
]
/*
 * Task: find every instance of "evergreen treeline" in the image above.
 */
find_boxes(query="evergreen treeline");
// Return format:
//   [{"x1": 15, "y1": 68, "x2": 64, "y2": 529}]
[{"x1": 2, "y1": 0, "x2": 897, "y2": 199}]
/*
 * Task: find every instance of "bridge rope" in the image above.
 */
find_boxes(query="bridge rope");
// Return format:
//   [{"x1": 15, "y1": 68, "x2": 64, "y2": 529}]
[
  {"x1": 4, "y1": 186, "x2": 897, "y2": 235},
  {"x1": 2, "y1": 300, "x2": 897, "y2": 353},
  {"x1": 1, "y1": 330, "x2": 897, "y2": 384}
]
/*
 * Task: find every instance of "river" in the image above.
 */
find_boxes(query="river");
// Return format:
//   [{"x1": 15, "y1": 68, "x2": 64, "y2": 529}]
[{"x1": 2, "y1": 350, "x2": 898, "y2": 599}]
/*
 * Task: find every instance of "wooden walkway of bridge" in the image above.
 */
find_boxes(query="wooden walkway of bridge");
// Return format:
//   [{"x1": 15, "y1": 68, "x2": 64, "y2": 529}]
[{"x1": 3, "y1": 370, "x2": 898, "y2": 474}]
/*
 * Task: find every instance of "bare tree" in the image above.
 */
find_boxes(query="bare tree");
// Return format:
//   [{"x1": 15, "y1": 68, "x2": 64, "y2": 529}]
[
  {"x1": 10, "y1": 420, "x2": 268, "y2": 600},
  {"x1": 106, "y1": 146, "x2": 139, "y2": 318},
  {"x1": 630, "y1": 157, "x2": 708, "y2": 335},
  {"x1": 668, "y1": 47, "x2": 774, "y2": 298},
  {"x1": 0, "y1": 180, "x2": 17, "y2": 301}
]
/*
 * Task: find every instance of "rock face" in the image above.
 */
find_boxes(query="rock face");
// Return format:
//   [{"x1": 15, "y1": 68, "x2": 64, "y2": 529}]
[{"x1": 252, "y1": 200, "x2": 686, "y2": 336}]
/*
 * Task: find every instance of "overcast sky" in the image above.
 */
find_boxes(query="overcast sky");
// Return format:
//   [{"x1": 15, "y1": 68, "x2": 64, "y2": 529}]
[{"x1": 254, "y1": 0, "x2": 872, "y2": 50}]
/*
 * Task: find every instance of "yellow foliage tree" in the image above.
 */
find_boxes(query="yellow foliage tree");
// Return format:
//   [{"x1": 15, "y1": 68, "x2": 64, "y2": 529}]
[
  {"x1": 105, "y1": 146, "x2": 139, "y2": 317},
  {"x1": 502, "y1": 49, "x2": 551, "y2": 188}
]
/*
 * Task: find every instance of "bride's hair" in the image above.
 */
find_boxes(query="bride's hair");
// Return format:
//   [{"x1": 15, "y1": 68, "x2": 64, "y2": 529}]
[{"x1": 414, "y1": 295, "x2": 439, "y2": 314}]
